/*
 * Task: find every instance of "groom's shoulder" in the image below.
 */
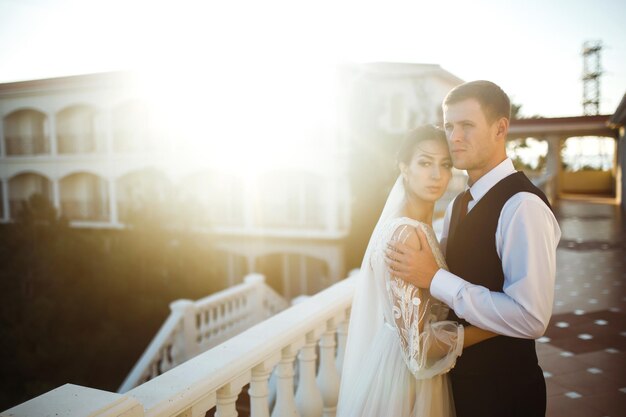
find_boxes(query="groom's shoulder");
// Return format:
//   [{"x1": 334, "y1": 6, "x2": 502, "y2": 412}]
[{"x1": 502, "y1": 191, "x2": 557, "y2": 224}]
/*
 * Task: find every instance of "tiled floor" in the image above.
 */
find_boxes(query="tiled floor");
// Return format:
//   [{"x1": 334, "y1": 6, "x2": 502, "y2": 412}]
[{"x1": 537, "y1": 197, "x2": 626, "y2": 417}]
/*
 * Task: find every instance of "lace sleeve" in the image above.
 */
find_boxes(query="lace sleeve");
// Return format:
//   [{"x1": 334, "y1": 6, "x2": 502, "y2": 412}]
[{"x1": 385, "y1": 221, "x2": 464, "y2": 379}]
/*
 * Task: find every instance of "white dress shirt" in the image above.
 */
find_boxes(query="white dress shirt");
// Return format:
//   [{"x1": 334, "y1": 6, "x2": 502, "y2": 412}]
[{"x1": 431, "y1": 158, "x2": 561, "y2": 339}]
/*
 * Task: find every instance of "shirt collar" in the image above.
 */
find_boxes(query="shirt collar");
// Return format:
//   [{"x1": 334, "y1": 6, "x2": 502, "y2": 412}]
[{"x1": 467, "y1": 158, "x2": 516, "y2": 203}]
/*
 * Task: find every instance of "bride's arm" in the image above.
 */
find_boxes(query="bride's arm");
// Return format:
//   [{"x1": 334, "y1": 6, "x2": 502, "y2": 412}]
[
  {"x1": 386, "y1": 223, "x2": 465, "y2": 378},
  {"x1": 388, "y1": 224, "x2": 428, "y2": 333},
  {"x1": 428, "y1": 325, "x2": 497, "y2": 359},
  {"x1": 463, "y1": 325, "x2": 498, "y2": 348}
]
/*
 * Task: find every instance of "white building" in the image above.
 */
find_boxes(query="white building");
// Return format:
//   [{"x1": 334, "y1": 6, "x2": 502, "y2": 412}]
[{"x1": 0, "y1": 64, "x2": 463, "y2": 299}]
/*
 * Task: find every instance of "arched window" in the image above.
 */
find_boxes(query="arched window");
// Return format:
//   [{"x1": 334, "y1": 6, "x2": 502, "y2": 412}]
[
  {"x1": 116, "y1": 169, "x2": 171, "y2": 224},
  {"x1": 8, "y1": 173, "x2": 53, "y2": 219},
  {"x1": 60, "y1": 173, "x2": 109, "y2": 221},
  {"x1": 112, "y1": 100, "x2": 151, "y2": 152},
  {"x1": 256, "y1": 171, "x2": 325, "y2": 229},
  {"x1": 178, "y1": 171, "x2": 244, "y2": 227},
  {"x1": 4, "y1": 109, "x2": 49, "y2": 155},
  {"x1": 57, "y1": 105, "x2": 97, "y2": 154}
]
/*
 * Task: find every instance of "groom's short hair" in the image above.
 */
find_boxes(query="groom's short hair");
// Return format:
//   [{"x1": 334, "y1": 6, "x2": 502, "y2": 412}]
[{"x1": 443, "y1": 80, "x2": 511, "y2": 122}]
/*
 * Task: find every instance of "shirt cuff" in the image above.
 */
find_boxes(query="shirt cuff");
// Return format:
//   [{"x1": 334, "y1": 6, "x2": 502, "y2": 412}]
[{"x1": 430, "y1": 269, "x2": 467, "y2": 308}]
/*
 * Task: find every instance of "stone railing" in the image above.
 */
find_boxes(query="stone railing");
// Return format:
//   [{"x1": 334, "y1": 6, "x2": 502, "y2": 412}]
[
  {"x1": 118, "y1": 273, "x2": 289, "y2": 393},
  {"x1": 3, "y1": 274, "x2": 356, "y2": 417}
]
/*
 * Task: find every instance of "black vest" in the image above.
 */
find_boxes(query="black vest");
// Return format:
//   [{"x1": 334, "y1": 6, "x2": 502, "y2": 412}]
[{"x1": 446, "y1": 171, "x2": 552, "y2": 376}]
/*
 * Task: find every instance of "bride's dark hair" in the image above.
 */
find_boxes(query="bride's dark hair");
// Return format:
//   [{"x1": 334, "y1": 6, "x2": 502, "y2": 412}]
[{"x1": 396, "y1": 124, "x2": 448, "y2": 166}]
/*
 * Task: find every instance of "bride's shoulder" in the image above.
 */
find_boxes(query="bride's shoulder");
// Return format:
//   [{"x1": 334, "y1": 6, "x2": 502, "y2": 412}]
[
  {"x1": 384, "y1": 217, "x2": 431, "y2": 233},
  {"x1": 383, "y1": 217, "x2": 433, "y2": 245}
]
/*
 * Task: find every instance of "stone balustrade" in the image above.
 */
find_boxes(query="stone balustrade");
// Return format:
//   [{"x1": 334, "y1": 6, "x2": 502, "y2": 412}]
[
  {"x1": 3, "y1": 275, "x2": 355, "y2": 417},
  {"x1": 118, "y1": 273, "x2": 289, "y2": 393}
]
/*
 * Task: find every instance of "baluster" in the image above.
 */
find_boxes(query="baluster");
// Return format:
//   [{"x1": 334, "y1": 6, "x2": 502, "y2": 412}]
[
  {"x1": 216, "y1": 383, "x2": 241, "y2": 417},
  {"x1": 170, "y1": 334, "x2": 183, "y2": 365},
  {"x1": 317, "y1": 319, "x2": 340, "y2": 417},
  {"x1": 271, "y1": 344, "x2": 301, "y2": 417},
  {"x1": 150, "y1": 361, "x2": 159, "y2": 379},
  {"x1": 250, "y1": 358, "x2": 277, "y2": 417},
  {"x1": 160, "y1": 344, "x2": 173, "y2": 373},
  {"x1": 335, "y1": 318, "x2": 348, "y2": 376},
  {"x1": 201, "y1": 310, "x2": 209, "y2": 348},
  {"x1": 210, "y1": 307, "x2": 217, "y2": 337},
  {"x1": 295, "y1": 331, "x2": 323, "y2": 417}
]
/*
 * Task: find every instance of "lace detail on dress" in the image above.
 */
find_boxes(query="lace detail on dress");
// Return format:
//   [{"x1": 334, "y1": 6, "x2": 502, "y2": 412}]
[{"x1": 375, "y1": 217, "x2": 463, "y2": 379}]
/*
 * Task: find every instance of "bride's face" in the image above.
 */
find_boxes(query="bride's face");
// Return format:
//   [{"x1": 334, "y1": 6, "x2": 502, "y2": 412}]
[{"x1": 401, "y1": 139, "x2": 452, "y2": 202}]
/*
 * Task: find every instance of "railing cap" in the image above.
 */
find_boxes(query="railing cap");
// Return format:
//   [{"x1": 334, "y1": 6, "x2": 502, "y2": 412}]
[
  {"x1": 1, "y1": 384, "x2": 142, "y2": 417},
  {"x1": 243, "y1": 273, "x2": 266, "y2": 284},
  {"x1": 169, "y1": 299, "x2": 194, "y2": 311}
]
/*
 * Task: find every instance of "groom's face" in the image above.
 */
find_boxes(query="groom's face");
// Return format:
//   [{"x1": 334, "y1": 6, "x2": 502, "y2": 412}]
[{"x1": 443, "y1": 98, "x2": 501, "y2": 178}]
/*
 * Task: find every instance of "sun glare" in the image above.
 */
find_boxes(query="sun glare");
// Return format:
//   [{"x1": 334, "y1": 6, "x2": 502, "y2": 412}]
[{"x1": 132, "y1": 56, "x2": 338, "y2": 178}]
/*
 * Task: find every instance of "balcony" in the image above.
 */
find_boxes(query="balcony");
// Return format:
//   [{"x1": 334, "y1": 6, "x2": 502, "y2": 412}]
[{"x1": 4, "y1": 134, "x2": 50, "y2": 156}]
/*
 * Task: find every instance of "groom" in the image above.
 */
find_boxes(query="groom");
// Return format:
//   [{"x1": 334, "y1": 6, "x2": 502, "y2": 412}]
[{"x1": 386, "y1": 80, "x2": 561, "y2": 417}]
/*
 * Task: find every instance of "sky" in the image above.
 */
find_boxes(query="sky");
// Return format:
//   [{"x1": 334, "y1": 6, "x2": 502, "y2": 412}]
[{"x1": 0, "y1": 0, "x2": 625, "y2": 118}]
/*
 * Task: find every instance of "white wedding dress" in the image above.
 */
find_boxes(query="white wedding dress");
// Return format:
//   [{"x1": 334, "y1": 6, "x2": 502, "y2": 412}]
[{"x1": 337, "y1": 213, "x2": 464, "y2": 417}]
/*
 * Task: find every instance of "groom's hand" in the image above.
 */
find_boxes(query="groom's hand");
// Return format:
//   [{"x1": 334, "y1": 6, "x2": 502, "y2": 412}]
[{"x1": 385, "y1": 227, "x2": 439, "y2": 289}]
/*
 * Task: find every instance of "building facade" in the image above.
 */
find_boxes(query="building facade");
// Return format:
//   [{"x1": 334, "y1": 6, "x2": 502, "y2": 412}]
[{"x1": 0, "y1": 64, "x2": 463, "y2": 298}]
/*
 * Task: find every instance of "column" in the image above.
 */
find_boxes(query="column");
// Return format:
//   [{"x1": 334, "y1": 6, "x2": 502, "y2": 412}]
[
  {"x1": 282, "y1": 254, "x2": 291, "y2": 300},
  {"x1": 545, "y1": 135, "x2": 562, "y2": 202},
  {"x1": 325, "y1": 178, "x2": 339, "y2": 232},
  {"x1": 104, "y1": 109, "x2": 114, "y2": 155},
  {"x1": 1, "y1": 178, "x2": 9, "y2": 221},
  {"x1": 52, "y1": 179, "x2": 61, "y2": 214},
  {"x1": 48, "y1": 113, "x2": 57, "y2": 156},
  {"x1": 227, "y1": 253, "x2": 235, "y2": 287},
  {"x1": 618, "y1": 129, "x2": 625, "y2": 209},
  {"x1": 243, "y1": 176, "x2": 255, "y2": 228},
  {"x1": 108, "y1": 179, "x2": 119, "y2": 225},
  {"x1": 247, "y1": 256, "x2": 256, "y2": 277},
  {"x1": 299, "y1": 255, "x2": 307, "y2": 295},
  {"x1": 0, "y1": 117, "x2": 5, "y2": 157}
]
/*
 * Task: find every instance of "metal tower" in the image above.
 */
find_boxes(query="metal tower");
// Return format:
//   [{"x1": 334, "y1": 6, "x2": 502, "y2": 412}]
[{"x1": 582, "y1": 40, "x2": 602, "y2": 115}]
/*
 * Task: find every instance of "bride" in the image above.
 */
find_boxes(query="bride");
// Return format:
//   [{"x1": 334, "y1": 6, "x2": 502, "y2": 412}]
[{"x1": 336, "y1": 125, "x2": 496, "y2": 417}]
